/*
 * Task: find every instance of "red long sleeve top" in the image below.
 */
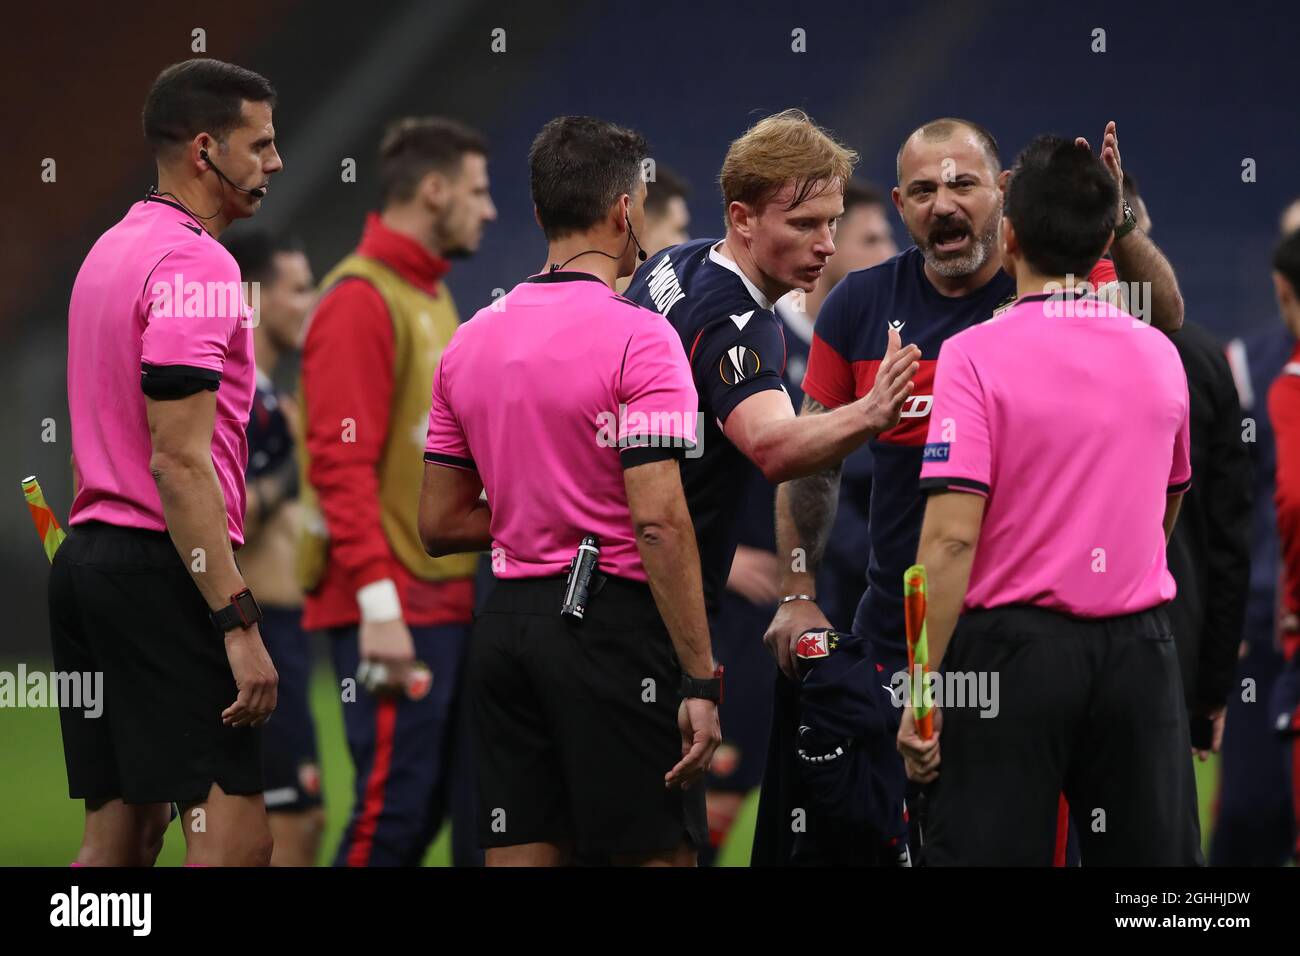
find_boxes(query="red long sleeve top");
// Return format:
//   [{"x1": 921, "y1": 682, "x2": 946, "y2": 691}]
[
  {"x1": 299, "y1": 214, "x2": 474, "y2": 630},
  {"x1": 1269, "y1": 347, "x2": 1300, "y2": 657}
]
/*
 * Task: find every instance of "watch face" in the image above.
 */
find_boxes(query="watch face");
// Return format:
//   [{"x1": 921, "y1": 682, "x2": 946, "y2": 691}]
[{"x1": 234, "y1": 589, "x2": 262, "y2": 627}]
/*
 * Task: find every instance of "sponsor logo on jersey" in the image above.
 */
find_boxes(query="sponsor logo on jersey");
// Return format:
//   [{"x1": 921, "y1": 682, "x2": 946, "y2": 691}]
[
  {"x1": 899, "y1": 394, "x2": 934, "y2": 419},
  {"x1": 870, "y1": 360, "x2": 937, "y2": 446}
]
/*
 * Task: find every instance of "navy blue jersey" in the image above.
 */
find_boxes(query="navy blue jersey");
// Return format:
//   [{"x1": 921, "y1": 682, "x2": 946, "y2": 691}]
[
  {"x1": 625, "y1": 238, "x2": 789, "y2": 615},
  {"x1": 803, "y1": 248, "x2": 1017, "y2": 653},
  {"x1": 246, "y1": 373, "x2": 296, "y2": 485}
]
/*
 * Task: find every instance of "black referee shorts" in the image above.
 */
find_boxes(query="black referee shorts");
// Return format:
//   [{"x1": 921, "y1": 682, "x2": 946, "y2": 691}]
[
  {"x1": 924, "y1": 604, "x2": 1203, "y2": 866},
  {"x1": 48, "y1": 522, "x2": 262, "y2": 806},
  {"x1": 470, "y1": 574, "x2": 708, "y2": 857}
]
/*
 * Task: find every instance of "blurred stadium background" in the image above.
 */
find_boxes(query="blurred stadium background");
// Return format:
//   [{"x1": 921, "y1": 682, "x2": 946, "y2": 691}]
[{"x1": 3, "y1": 0, "x2": 1292, "y2": 864}]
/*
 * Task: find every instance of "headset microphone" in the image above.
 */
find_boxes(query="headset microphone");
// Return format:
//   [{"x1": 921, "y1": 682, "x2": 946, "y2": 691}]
[
  {"x1": 548, "y1": 216, "x2": 647, "y2": 273},
  {"x1": 199, "y1": 148, "x2": 267, "y2": 199},
  {"x1": 627, "y1": 216, "x2": 647, "y2": 262}
]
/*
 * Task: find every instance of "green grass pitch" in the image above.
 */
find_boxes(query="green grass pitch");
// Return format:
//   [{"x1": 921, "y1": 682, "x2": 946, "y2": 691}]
[{"x1": 0, "y1": 656, "x2": 1215, "y2": 866}]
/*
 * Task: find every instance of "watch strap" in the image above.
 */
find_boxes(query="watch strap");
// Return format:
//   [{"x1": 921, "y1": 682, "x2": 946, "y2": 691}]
[
  {"x1": 211, "y1": 587, "x2": 262, "y2": 632},
  {"x1": 1114, "y1": 201, "x2": 1137, "y2": 239},
  {"x1": 680, "y1": 666, "x2": 725, "y2": 704}
]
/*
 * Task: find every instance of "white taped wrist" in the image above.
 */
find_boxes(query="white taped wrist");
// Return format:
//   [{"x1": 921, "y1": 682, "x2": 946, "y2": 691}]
[{"x1": 357, "y1": 578, "x2": 402, "y2": 623}]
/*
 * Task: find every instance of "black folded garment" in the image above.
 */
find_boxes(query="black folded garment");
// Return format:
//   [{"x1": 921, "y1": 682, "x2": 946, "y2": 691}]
[{"x1": 752, "y1": 629, "x2": 910, "y2": 866}]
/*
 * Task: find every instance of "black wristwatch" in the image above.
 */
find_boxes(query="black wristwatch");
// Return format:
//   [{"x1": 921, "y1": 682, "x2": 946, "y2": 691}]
[
  {"x1": 1114, "y1": 200, "x2": 1138, "y2": 239},
  {"x1": 211, "y1": 587, "x2": 263, "y2": 632},
  {"x1": 680, "y1": 666, "x2": 725, "y2": 704}
]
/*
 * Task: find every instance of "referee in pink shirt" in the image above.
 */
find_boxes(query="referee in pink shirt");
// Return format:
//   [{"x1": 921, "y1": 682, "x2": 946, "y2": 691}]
[
  {"x1": 418, "y1": 116, "x2": 720, "y2": 866},
  {"x1": 896, "y1": 136, "x2": 1201, "y2": 865},
  {"x1": 50, "y1": 59, "x2": 282, "y2": 866}
]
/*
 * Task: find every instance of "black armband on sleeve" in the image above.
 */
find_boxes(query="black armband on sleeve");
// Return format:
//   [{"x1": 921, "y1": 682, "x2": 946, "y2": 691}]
[
  {"x1": 141, "y1": 363, "x2": 222, "y2": 400},
  {"x1": 620, "y1": 444, "x2": 687, "y2": 469}
]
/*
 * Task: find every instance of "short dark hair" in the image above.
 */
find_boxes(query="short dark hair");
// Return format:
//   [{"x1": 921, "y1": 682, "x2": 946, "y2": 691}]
[
  {"x1": 843, "y1": 178, "x2": 885, "y2": 214},
  {"x1": 378, "y1": 117, "x2": 488, "y2": 207},
  {"x1": 143, "y1": 59, "x2": 276, "y2": 156},
  {"x1": 1005, "y1": 135, "x2": 1119, "y2": 278},
  {"x1": 529, "y1": 116, "x2": 648, "y2": 240},
  {"x1": 221, "y1": 229, "x2": 305, "y2": 285},
  {"x1": 1274, "y1": 228, "x2": 1300, "y2": 294},
  {"x1": 645, "y1": 166, "x2": 689, "y2": 218},
  {"x1": 897, "y1": 118, "x2": 1000, "y2": 183}
]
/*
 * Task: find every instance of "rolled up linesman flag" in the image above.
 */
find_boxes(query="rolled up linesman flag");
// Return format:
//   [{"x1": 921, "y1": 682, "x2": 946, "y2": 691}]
[
  {"x1": 356, "y1": 659, "x2": 434, "y2": 701},
  {"x1": 903, "y1": 563, "x2": 934, "y2": 740},
  {"x1": 22, "y1": 476, "x2": 66, "y2": 563}
]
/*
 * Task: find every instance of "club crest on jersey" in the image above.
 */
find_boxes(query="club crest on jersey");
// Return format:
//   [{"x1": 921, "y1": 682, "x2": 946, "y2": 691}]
[
  {"x1": 795, "y1": 628, "x2": 841, "y2": 660},
  {"x1": 720, "y1": 345, "x2": 760, "y2": 385}
]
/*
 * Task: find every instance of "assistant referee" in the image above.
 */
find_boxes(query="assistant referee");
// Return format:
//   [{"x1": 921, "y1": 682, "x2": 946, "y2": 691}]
[
  {"x1": 418, "y1": 116, "x2": 721, "y2": 866},
  {"x1": 897, "y1": 136, "x2": 1201, "y2": 865},
  {"x1": 51, "y1": 59, "x2": 281, "y2": 867}
]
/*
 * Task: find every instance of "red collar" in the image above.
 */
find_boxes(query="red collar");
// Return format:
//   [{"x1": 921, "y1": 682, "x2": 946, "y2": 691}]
[{"x1": 356, "y1": 213, "x2": 451, "y2": 295}]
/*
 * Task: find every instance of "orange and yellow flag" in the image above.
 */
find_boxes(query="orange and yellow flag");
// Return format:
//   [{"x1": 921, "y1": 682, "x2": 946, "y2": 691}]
[{"x1": 22, "y1": 476, "x2": 66, "y2": 563}]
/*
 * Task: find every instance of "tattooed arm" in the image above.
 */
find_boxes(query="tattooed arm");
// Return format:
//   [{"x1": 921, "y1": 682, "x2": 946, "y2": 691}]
[{"x1": 762, "y1": 394, "x2": 844, "y2": 678}]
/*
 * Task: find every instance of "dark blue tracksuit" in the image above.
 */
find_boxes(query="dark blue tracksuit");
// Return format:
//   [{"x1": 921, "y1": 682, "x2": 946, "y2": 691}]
[{"x1": 329, "y1": 622, "x2": 479, "y2": 867}]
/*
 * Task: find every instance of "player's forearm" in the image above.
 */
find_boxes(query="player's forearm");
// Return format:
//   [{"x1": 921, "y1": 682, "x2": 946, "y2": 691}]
[
  {"x1": 1195, "y1": 592, "x2": 1243, "y2": 714},
  {"x1": 242, "y1": 474, "x2": 283, "y2": 542},
  {"x1": 422, "y1": 501, "x2": 492, "y2": 556},
  {"x1": 1163, "y1": 493, "x2": 1183, "y2": 544},
  {"x1": 242, "y1": 481, "x2": 267, "y2": 541},
  {"x1": 308, "y1": 450, "x2": 394, "y2": 585},
  {"x1": 775, "y1": 466, "x2": 842, "y2": 594},
  {"x1": 1111, "y1": 229, "x2": 1184, "y2": 332},
  {"x1": 753, "y1": 404, "x2": 872, "y2": 483},
  {"x1": 244, "y1": 456, "x2": 297, "y2": 541},
  {"x1": 635, "y1": 513, "x2": 714, "y2": 679},
  {"x1": 916, "y1": 529, "x2": 976, "y2": 668},
  {"x1": 152, "y1": 452, "x2": 246, "y2": 609},
  {"x1": 1276, "y1": 499, "x2": 1300, "y2": 614}
]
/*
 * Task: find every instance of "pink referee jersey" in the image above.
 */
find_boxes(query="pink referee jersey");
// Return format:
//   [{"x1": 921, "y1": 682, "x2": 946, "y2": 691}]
[
  {"x1": 919, "y1": 291, "x2": 1191, "y2": 617},
  {"x1": 67, "y1": 196, "x2": 255, "y2": 545},
  {"x1": 424, "y1": 270, "x2": 699, "y2": 581}
]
